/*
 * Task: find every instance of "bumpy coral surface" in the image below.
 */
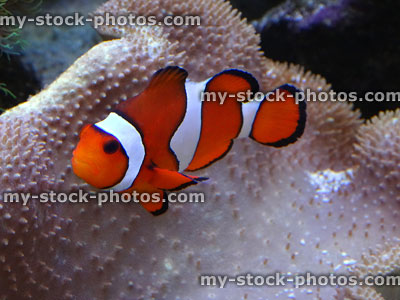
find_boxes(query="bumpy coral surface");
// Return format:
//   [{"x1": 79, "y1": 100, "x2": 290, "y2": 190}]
[{"x1": 0, "y1": 0, "x2": 399, "y2": 299}]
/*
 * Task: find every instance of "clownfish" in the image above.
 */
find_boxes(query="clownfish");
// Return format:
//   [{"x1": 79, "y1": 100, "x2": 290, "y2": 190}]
[{"x1": 72, "y1": 66, "x2": 306, "y2": 215}]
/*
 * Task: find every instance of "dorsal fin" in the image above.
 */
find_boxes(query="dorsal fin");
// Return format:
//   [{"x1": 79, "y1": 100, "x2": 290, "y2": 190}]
[
  {"x1": 205, "y1": 69, "x2": 259, "y2": 102},
  {"x1": 116, "y1": 66, "x2": 188, "y2": 171},
  {"x1": 147, "y1": 66, "x2": 188, "y2": 89}
]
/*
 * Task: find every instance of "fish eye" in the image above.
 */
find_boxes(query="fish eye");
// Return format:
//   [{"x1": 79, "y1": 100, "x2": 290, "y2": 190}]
[{"x1": 103, "y1": 140, "x2": 120, "y2": 154}]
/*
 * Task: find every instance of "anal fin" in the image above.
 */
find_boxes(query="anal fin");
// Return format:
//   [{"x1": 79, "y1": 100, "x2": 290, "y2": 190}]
[{"x1": 135, "y1": 189, "x2": 168, "y2": 216}]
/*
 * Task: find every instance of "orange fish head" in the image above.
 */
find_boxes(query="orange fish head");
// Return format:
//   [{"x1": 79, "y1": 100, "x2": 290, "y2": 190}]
[{"x1": 72, "y1": 124, "x2": 128, "y2": 189}]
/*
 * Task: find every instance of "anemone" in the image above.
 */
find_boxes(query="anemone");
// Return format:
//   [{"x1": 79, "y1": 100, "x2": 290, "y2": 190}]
[{"x1": 0, "y1": 0, "x2": 398, "y2": 299}]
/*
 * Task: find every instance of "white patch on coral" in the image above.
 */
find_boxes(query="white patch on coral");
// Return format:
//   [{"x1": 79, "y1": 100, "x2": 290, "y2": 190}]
[
  {"x1": 147, "y1": 40, "x2": 163, "y2": 58},
  {"x1": 143, "y1": 27, "x2": 165, "y2": 58},
  {"x1": 164, "y1": 258, "x2": 174, "y2": 271},
  {"x1": 307, "y1": 168, "x2": 354, "y2": 203}
]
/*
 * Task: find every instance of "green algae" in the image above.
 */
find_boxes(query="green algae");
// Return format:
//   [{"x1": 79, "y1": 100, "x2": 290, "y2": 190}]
[{"x1": 0, "y1": 0, "x2": 41, "y2": 54}]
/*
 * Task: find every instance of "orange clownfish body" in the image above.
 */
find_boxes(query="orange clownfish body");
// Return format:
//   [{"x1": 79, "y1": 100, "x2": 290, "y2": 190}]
[{"x1": 72, "y1": 66, "x2": 306, "y2": 215}]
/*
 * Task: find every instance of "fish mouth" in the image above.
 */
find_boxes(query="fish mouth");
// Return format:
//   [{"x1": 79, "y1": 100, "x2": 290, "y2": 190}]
[
  {"x1": 72, "y1": 156, "x2": 109, "y2": 189},
  {"x1": 72, "y1": 156, "x2": 89, "y2": 168},
  {"x1": 72, "y1": 156, "x2": 98, "y2": 178}
]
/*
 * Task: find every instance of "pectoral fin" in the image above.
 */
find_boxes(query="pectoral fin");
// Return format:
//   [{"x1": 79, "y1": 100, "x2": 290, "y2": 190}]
[{"x1": 150, "y1": 167, "x2": 207, "y2": 191}]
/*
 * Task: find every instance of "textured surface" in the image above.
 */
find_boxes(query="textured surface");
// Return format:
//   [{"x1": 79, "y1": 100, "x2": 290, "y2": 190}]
[
  {"x1": 94, "y1": 0, "x2": 267, "y2": 83},
  {"x1": 0, "y1": 0, "x2": 399, "y2": 299}
]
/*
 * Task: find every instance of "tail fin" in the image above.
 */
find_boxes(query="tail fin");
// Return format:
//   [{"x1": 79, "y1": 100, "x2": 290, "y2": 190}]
[{"x1": 249, "y1": 84, "x2": 306, "y2": 147}]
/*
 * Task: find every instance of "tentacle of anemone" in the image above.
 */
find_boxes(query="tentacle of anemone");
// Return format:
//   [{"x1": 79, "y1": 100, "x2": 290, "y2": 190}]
[
  {"x1": 336, "y1": 286, "x2": 386, "y2": 300},
  {"x1": 0, "y1": 0, "x2": 399, "y2": 299}
]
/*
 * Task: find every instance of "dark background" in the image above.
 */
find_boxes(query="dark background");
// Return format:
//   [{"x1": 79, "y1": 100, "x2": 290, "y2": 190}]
[{"x1": 231, "y1": 0, "x2": 400, "y2": 119}]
